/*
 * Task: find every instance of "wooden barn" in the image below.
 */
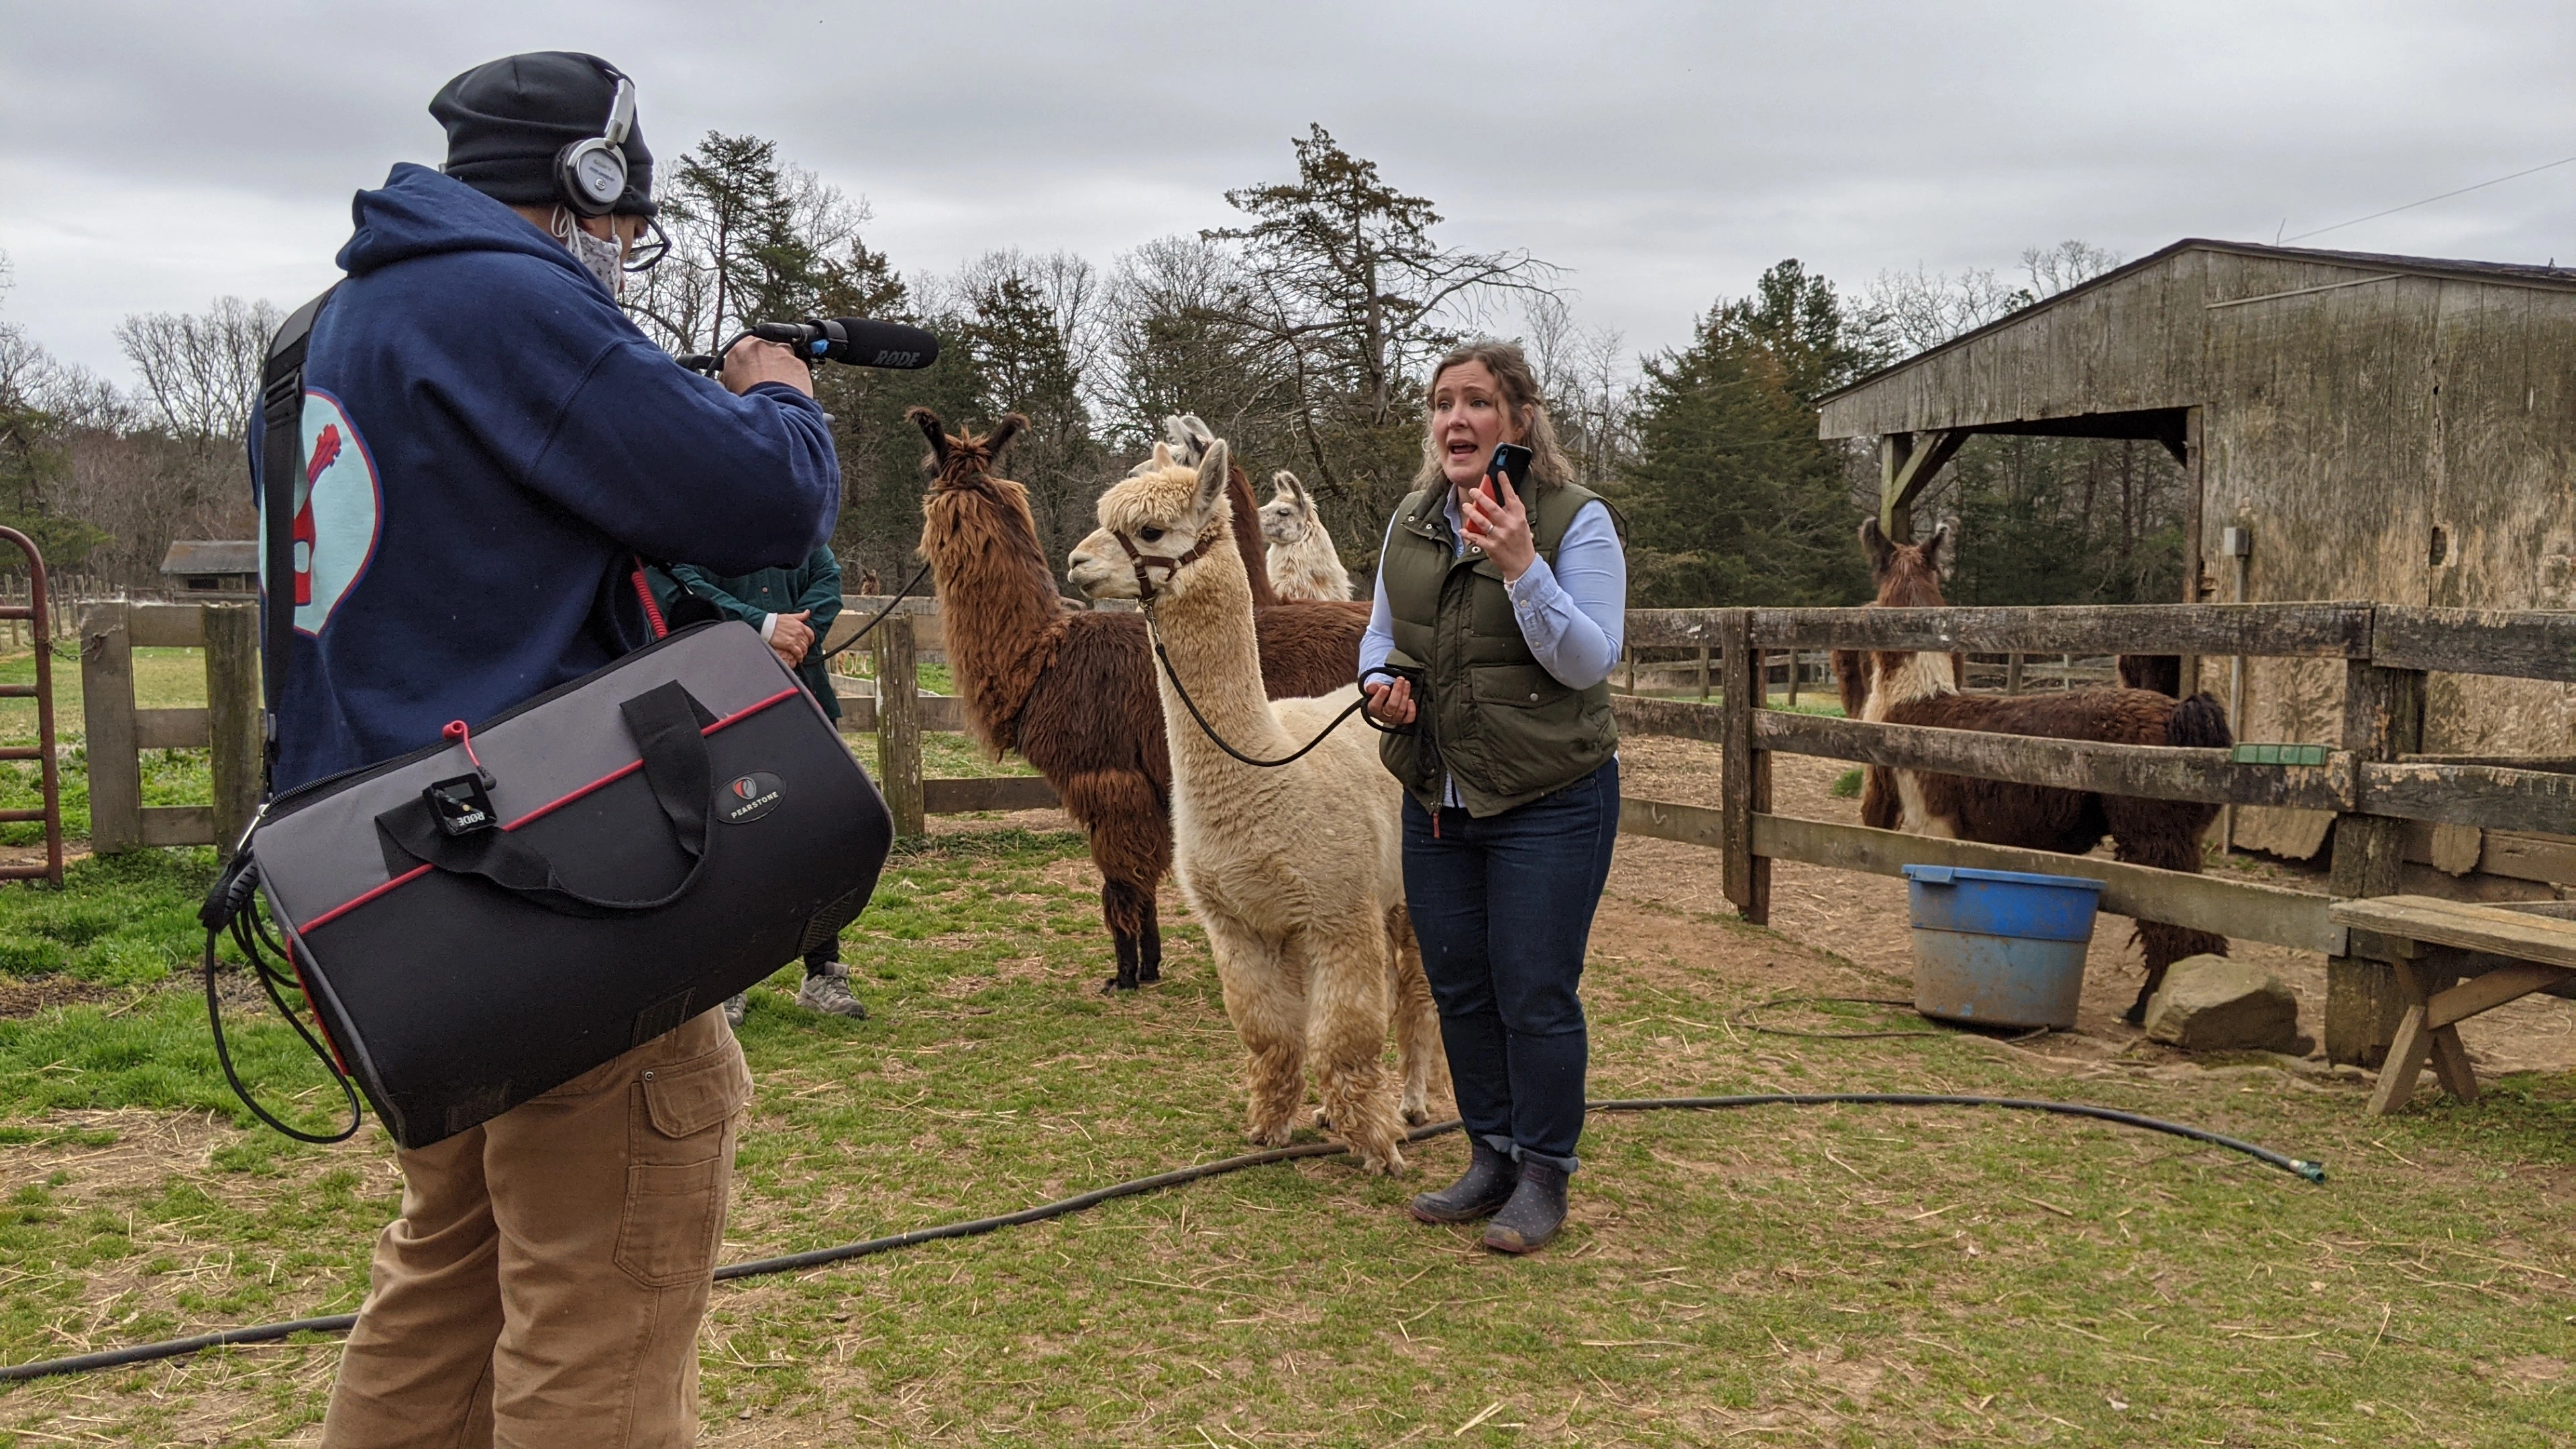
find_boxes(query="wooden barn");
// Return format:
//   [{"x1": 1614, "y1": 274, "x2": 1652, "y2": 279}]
[{"x1": 1818, "y1": 238, "x2": 2576, "y2": 884}]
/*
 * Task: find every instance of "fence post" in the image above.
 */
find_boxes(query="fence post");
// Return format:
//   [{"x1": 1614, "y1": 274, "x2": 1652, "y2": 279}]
[
  {"x1": 1720, "y1": 609, "x2": 1770, "y2": 925},
  {"x1": 873, "y1": 620, "x2": 925, "y2": 838},
  {"x1": 2324, "y1": 657, "x2": 2424, "y2": 1066},
  {"x1": 1697, "y1": 646, "x2": 1711, "y2": 700},
  {"x1": 203, "y1": 603, "x2": 260, "y2": 858},
  {"x1": 1785, "y1": 649, "x2": 1801, "y2": 708},
  {"x1": 80, "y1": 604, "x2": 143, "y2": 853}
]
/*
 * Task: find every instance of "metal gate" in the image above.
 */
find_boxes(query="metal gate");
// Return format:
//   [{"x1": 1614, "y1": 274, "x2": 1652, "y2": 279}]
[{"x1": 0, "y1": 527, "x2": 64, "y2": 885}]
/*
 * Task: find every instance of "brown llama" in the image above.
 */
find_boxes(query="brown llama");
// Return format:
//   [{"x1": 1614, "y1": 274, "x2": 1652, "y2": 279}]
[
  {"x1": 1851, "y1": 519, "x2": 2233, "y2": 1023},
  {"x1": 909, "y1": 407, "x2": 1367, "y2": 991}
]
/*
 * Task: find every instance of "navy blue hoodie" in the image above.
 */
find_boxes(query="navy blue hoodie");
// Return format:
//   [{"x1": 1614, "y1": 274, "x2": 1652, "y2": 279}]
[{"x1": 252, "y1": 164, "x2": 839, "y2": 791}]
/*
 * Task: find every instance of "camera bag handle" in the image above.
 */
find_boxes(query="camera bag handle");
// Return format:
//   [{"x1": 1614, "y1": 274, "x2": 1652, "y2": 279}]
[
  {"x1": 371, "y1": 680, "x2": 720, "y2": 916},
  {"x1": 258, "y1": 285, "x2": 340, "y2": 794}
]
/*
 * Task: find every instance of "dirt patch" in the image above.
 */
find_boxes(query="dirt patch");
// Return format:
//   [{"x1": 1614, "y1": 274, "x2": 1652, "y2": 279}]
[
  {"x1": 0, "y1": 840, "x2": 86, "y2": 872},
  {"x1": 0, "y1": 974, "x2": 119, "y2": 1018}
]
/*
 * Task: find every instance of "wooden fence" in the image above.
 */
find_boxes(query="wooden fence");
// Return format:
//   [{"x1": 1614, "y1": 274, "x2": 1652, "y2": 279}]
[
  {"x1": 80, "y1": 602, "x2": 261, "y2": 856},
  {"x1": 1617, "y1": 600, "x2": 2576, "y2": 1067},
  {"x1": 833, "y1": 594, "x2": 2576, "y2": 1066},
  {"x1": 64, "y1": 588, "x2": 2571, "y2": 1068}
]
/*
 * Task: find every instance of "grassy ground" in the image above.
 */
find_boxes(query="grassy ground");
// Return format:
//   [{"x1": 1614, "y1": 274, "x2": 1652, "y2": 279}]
[{"x1": 0, "y1": 819, "x2": 2570, "y2": 1444}]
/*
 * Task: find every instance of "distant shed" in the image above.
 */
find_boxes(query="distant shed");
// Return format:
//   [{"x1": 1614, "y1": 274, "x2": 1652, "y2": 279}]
[
  {"x1": 1818, "y1": 239, "x2": 2576, "y2": 862},
  {"x1": 159, "y1": 541, "x2": 258, "y2": 596}
]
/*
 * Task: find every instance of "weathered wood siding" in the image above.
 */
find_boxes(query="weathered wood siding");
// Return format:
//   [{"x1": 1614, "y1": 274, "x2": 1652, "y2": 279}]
[
  {"x1": 2221, "y1": 265, "x2": 2576, "y2": 856},
  {"x1": 1817, "y1": 251, "x2": 2211, "y2": 437},
  {"x1": 1822, "y1": 242, "x2": 2576, "y2": 861}
]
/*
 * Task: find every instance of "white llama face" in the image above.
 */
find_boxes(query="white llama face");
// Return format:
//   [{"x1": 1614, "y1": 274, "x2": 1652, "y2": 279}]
[
  {"x1": 1069, "y1": 439, "x2": 1234, "y2": 601},
  {"x1": 1258, "y1": 494, "x2": 1307, "y2": 546},
  {"x1": 1258, "y1": 471, "x2": 1313, "y2": 546}
]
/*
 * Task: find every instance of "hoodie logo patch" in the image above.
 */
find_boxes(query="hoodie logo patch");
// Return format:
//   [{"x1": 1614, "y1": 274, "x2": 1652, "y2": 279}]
[{"x1": 260, "y1": 389, "x2": 382, "y2": 635}]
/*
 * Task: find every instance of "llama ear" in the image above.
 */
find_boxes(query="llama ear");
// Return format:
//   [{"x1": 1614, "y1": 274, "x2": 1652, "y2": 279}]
[
  {"x1": 985, "y1": 413, "x2": 1029, "y2": 463},
  {"x1": 1194, "y1": 439, "x2": 1232, "y2": 518},
  {"x1": 1275, "y1": 470, "x2": 1307, "y2": 510},
  {"x1": 1921, "y1": 523, "x2": 1951, "y2": 572},
  {"x1": 1859, "y1": 516, "x2": 1893, "y2": 576},
  {"x1": 1169, "y1": 414, "x2": 1215, "y2": 463},
  {"x1": 908, "y1": 407, "x2": 949, "y2": 469}
]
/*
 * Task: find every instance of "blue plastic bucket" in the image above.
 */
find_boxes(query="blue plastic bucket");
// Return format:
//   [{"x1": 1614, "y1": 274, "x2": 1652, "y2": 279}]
[{"x1": 1900, "y1": 865, "x2": 2106, "y2": 1030}]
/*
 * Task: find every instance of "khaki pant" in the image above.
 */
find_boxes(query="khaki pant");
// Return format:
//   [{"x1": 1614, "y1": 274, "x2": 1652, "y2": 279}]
[{"x1": 321, "y1": 1009, "x2": 752, "y2": 1449}]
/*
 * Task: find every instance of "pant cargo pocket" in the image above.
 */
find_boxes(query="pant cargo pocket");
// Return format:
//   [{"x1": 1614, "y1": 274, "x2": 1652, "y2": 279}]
[{"x1": 613, "y1": 1155, "x2": 725, "y2": 1289}]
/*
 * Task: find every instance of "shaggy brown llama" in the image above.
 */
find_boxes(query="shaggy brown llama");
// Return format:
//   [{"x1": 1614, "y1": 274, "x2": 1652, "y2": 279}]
[
  {"x1": 1850, "y1": 519, "x2": 2232, "y2": 1023},
  {"x1": 909, "y1": 407, "x2": 1367, "y2": 991}
]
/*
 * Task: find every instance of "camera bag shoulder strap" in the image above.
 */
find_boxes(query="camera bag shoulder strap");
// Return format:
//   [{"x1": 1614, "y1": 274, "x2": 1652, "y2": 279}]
[{"x1": 257, "y1": 285, "x2": 341, "y2": 797}]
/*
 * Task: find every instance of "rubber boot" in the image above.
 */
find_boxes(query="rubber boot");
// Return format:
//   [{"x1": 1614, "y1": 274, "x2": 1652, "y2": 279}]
[
  {"x1": 1408, "y1": 1139, "x2": 1519, "y2": 1224},
  {"x1": 1483, "y1": 1160, "x2": 1568, "y2": 1254}
]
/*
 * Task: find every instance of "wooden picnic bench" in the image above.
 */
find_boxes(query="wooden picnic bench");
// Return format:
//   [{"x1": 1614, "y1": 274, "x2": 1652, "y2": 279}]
[{"x1": 2325, "y1": 894, "x2": 2576, "y2": 1116}]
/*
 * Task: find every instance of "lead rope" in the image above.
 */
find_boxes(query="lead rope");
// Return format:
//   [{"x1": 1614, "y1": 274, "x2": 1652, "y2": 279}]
[
  {"x1": 815, "y1": 559, "x2": 934, "y2": 665},
  {"x1": 1142, "y1": 606, "x2": 1410, "y2": 769}
]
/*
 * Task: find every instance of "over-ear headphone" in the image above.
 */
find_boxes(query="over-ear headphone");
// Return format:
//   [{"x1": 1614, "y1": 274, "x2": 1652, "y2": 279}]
[{"x1": 554, "y1": 70, "x2": 635, "y2": 217}]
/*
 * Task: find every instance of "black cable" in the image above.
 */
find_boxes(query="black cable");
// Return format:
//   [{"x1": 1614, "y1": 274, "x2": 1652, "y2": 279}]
[
  {"x1": 0, "y1": 1092, "x2": 2320, "y2": 1383},
  {"x1": 203, "y1": 914, "x2": 360, "y2": 1147}
]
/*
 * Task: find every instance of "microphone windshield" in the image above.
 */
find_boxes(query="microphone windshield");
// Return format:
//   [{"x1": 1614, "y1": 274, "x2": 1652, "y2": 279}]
[{"x1": 818, "y1": 319, "x2": 938, "y2": 370}]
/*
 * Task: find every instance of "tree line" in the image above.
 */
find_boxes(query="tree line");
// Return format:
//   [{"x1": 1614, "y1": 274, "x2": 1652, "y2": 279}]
[{"x1": 0, "y1": 131, "x2": 2188, "y2": 614}]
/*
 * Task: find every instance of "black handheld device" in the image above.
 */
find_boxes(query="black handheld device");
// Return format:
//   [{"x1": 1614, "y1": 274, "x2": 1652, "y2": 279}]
[{"x1": 1484, "y1": 442, "x2": 1534, "y2": 502}]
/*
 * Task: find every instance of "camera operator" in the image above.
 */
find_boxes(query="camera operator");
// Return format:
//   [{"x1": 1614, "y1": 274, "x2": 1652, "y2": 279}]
[
  {"x1": 647, "y1": 547, "x2": 869, "y2": 1023},
  {"x1": 256, "y1": 52, "x2": 839, "y2": 1447}
]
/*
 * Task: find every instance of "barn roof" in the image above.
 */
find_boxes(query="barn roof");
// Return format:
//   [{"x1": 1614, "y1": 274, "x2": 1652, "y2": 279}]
[
  {"x1": 1819, "y1": 237, "x2": 2576, "y2": 421},
  {"x1": 158, "y1": 540, "x2": 258, "y2": 576}
]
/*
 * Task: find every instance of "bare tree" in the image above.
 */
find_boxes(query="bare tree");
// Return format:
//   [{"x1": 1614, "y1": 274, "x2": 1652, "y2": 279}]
[
  {"x1": 1857, "y1": 264, "x2": 2027, "y2": 359},
  {"x1": 1521, "y1": 292, "x2": 1635, "y2": 486},
  {"x1": 113, "y1": 295, "x2": 281, "y2": 444},
  {"x1": 1099, "y1": 236, "x2": 1295, "y2": 459},
  {"x1": 2021, "y1": 239, "x2": 2124, "y2": 298},
  {"x1": 1200, "y1": 125, "x2": 1560, "y2": 529}
]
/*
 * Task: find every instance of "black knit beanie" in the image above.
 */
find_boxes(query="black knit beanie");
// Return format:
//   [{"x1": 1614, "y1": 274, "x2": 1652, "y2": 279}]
[{"x1": 429, "y1": 52, "x2": 657, "y2": 217}]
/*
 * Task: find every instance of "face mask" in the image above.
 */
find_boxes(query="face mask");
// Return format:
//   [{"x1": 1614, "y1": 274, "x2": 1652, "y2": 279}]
[{"x1": 551, "y1": 208, "x2": 627, "y2": 297}]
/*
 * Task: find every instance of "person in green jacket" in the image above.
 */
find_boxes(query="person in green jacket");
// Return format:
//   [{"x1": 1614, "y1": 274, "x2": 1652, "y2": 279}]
[{"x1": 647, "y1": 545, "x2": 867, "y2": 1024}]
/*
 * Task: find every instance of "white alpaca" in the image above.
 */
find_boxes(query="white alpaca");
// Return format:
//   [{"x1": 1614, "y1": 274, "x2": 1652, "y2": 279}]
[
  {"x1": 1069, "y1": 438, "x2": 1442, "y2": 1173},
  {"x1": 1257, "y1": 471, "x2": 1353, "y2": 602}
]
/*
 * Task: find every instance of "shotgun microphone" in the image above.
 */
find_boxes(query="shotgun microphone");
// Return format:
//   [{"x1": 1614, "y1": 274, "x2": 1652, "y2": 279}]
[{"x1": 675, "y1": 318, "x2": 941, "y2": 374}]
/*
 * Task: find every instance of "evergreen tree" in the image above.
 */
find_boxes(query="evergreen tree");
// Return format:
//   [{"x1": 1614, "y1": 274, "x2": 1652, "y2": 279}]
[{"x1": 1615, "y1": 262, "x2": 1872, "y2": 608}]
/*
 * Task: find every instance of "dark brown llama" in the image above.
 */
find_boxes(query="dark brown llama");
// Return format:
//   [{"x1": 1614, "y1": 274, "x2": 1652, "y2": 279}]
[
  {"x1": 910, "y1": 407, "x2": 1366, "y2": 991},
  {"x1": 1851, "y1": 519, "x2": 2232, "y2": 1023}
]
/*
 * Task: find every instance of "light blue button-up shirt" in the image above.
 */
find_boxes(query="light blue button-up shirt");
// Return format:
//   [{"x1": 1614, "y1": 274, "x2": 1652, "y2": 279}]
[{"x1": 1359, "y1": 488, "x2": 1628, "y2": 806}]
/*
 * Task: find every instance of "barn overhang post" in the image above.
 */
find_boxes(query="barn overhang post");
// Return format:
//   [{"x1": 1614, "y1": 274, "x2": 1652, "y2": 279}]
[{"x1": 1877, "y1": 430, "x2": 1966, "y2": 543}]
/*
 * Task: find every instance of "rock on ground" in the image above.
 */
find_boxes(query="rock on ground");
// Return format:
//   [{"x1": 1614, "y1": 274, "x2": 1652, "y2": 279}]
[{"x1": 2143, "y1": 955, "x2": 2314, "y2": 1055}]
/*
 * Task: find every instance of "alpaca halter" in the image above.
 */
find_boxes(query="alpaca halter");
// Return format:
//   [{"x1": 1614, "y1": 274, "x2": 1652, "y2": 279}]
[{"x1": 1112, "y1": 525, "x2": 1223, "y2": 602}]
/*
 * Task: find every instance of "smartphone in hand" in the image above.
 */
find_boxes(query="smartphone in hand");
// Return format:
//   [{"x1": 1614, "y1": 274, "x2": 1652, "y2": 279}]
[{"x1": 1485, "y1": 443, "x2": 1534, "y2": 504}]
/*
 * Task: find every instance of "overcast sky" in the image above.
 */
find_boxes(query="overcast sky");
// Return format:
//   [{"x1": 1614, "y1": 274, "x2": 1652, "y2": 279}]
[{"x1": 4, "y1": 0, "x2": 2571, "y2": 382}]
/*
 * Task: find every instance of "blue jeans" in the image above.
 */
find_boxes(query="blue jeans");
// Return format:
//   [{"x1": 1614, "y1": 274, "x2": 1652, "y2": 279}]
[{"x1": 1401, "y1": 759, "x2": 1619, "y2": 1173}]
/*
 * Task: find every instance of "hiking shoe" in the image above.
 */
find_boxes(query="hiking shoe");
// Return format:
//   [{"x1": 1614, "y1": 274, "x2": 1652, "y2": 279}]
[
  {"x1": 721, "y1": 993, "x2": 747, "y2": 1029},
  {"x1": 796, "y1": 964, "x2": 868, "y2": 1020},
  {"x1": 1483, "y1": 1160, "x2": 1569, "y2": 1254},
  {"x1": 1409, "y1": 1138, "x2": 1519, "y2": 1224}
]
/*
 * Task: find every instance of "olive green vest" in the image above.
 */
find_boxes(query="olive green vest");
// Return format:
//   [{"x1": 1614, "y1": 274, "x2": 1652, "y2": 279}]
[{"x1": 1377, "y1": 482, "x2": 1623, "y2": 817}]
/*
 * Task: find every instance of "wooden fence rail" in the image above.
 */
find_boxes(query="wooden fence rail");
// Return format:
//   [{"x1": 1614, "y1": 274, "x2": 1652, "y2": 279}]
[
  {"x1": 80, "y1": 602, "x2": 260, "y2": 856},
  {"x1": 51, "y1": 588, "x2": 2576, "y2": 1071}
]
